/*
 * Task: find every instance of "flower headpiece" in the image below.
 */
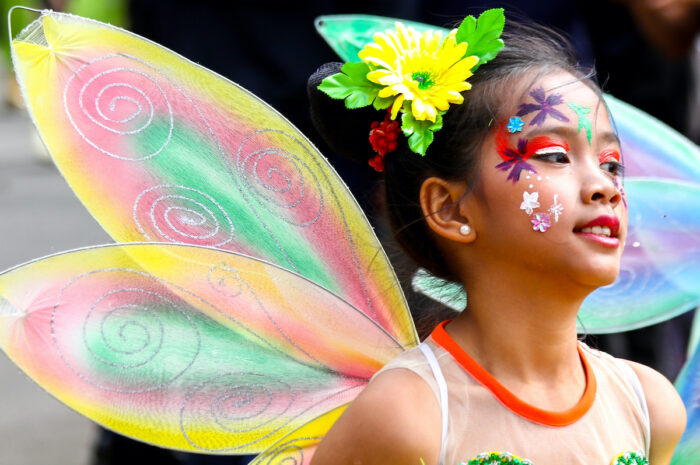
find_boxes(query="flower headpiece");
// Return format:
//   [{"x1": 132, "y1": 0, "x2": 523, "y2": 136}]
[{"x1": 318, "y1": 9, "x2": 506, "y2": 171}]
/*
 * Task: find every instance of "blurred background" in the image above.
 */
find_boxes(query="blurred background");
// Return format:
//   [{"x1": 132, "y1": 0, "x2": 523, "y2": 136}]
[{"x1": 0, "y1": 0, "x2": 698, "y2": 463}]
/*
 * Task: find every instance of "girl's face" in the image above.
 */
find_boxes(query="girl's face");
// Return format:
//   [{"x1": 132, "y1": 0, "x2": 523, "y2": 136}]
[{"x1": 468, "y1": 71, "x2": 627, "y2": 289}]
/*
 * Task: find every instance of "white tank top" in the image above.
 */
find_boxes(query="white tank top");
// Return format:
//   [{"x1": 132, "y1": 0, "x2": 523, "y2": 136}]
[{"x1": 375, "y1": 321, "x2": 651, "y2": 465}]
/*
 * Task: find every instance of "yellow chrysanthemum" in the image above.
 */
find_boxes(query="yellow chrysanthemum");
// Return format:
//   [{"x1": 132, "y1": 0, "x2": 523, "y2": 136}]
[{"x1": 359, "y1": 23, "x2": 479, "y2": 122}]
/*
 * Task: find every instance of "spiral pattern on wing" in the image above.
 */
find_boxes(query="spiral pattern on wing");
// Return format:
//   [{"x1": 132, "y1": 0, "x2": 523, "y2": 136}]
[
  {"x1": 134, "y1": 185, "x2": 234, "y2": 246},
  {"x1": 63, "y1": 54, "x2": 173, "y2": 160},
  {"x1": 207, "y1": 262, "x2": 244, "y2": 298},
  {"x1": 51, "y1": 269, "x2": 201, "y2": 393},
  {"x1": 181, "y1": 372, "x2": 295, "y2": 451},
  {"x1": 252, "y1": 439, "x2": 315, "y2": 465},
  {"x1": 236, "y1": 129, "x2": 324, "y2": 227}
]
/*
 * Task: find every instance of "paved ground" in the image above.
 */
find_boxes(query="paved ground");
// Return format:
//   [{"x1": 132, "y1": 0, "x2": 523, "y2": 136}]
[{"x1": 0, "y1": 65, "x2": 109, "y2": 464}]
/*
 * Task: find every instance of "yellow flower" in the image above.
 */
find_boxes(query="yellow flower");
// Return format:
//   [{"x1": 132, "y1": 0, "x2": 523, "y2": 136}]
[{"x1": 359, "y1": 23, "x2": 479, "y2": 122}]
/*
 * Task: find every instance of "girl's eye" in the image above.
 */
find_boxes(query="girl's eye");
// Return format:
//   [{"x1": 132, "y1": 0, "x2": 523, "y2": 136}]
[
  {"x1": 598, "y1": 149, "x2": 623, "y2": 176},
  {"x1": 534, "y1": 147, "x2": 570, "y2": 164},
  {"x1": 601, "y1": 161, "x2": 625, "y2": 176}
]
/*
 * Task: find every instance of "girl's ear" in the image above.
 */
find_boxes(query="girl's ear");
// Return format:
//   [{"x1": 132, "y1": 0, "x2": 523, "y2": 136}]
[{"x1": 420, "y1": 177, "x2": 475, "y2": 243}]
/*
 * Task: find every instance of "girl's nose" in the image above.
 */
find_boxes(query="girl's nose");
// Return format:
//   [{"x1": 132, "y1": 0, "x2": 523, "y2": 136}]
[{"x1": 581, "y1": 170, "x2": 622, "y2": 206}]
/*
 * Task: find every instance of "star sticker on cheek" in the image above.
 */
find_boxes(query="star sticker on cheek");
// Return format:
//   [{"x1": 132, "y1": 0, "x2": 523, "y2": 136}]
[{"x1": 516, "y1": 86, "x2": 570, "y2": 127}]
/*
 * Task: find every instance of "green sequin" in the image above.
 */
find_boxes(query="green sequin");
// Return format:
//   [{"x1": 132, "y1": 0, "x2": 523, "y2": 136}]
[
  {"x1": 611, "y1": 450, "x2": 649, "y2": 465},
  {"x1": 467, "y1": 451, "x2": 532, "y2": 465}
]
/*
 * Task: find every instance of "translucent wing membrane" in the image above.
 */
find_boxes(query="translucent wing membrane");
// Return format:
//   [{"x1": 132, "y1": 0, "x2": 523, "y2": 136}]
[
  {"x1": 579, "y1": 180, "x2": 700, "y2": 332},
  {"x1": 10, "y1": 11, "x2": 417, "y2": 349},
  {"x1": 672, "y1": 343, "x2": 700, "y2": 465},
  {"x1": 0, "y1": 244, "x2": 403, "y2": 454},
  {"x1": 315, "y1": 15, "x2": 435, "y2": 62}
]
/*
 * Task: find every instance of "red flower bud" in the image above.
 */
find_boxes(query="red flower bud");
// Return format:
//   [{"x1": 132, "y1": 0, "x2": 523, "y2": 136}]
[{"x1": 368, "y1": 110, "x2": 401, "y2": 172}]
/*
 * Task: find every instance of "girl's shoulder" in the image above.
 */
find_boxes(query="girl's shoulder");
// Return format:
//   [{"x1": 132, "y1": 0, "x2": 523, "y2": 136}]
[
  {"x1": 580, "y1": 343, "x2": 686, "y2": 464},
  {"x1": 310, "y1": 346, "x2": 442, "y2": 465},
  {"x1": 623, "y1": 360, "x2": 686, "y2": 464}
]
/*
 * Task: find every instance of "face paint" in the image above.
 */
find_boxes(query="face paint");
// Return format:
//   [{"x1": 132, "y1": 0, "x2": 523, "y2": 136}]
[
  {"x1": 548, "y1": 194, "x2": 564, "y2": 222},
  {"x1": 520, "y1": 191, "x2": 540, "y2": 215},
  {"x1": 613, "y1": 178, "x2": 628, "y2": 209},
  {"x1": 530, "y1": 212, "x2": 552, "y2": 232},
  {"x1": 567, "y1": 103, "x2": 592, "y2": 145},
  {"x1": 496, "y1": 132, "x2": 570, "y2": 183},
  {"x1": 598, "y1": 149, "x2": 621, "y2": 164},
  {"x1": 506, "y1": 116, "x2": 524, "y2": 133},
  {"x1": 516, "y1": 86, "x2": 570, "y2": 126}
]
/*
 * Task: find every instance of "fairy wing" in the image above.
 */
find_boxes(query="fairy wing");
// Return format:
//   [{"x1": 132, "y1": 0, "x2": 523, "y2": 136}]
[
  {"x1": 0, "y1": 243, "x2": 403, "y2": 455},
  {"x1": 9, "y1": 10, "x2": 417, "y2": 348},
  {"x1": 316, "y1": 14, "x2": 700, "y2": 333},
  {"x1": 672, "y1": 336, "x2": 700, "y2": 465}
]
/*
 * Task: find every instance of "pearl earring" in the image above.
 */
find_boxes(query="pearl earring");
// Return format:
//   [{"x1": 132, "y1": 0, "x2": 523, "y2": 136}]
[{"x1": 459, "y1": 224, "x2": 471, "y2": 236}]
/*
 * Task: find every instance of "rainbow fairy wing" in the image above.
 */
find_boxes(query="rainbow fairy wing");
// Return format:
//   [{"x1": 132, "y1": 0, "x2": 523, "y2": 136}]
[
  {"x1": 10, "y1": 10, "x2": 417, "y2": 349},
  {"x1": 0, "y1": 243, "x2": 403, "y2": 455},
  {"x1": 672, "y1": 338, "x2": 700, "y2": 465},
  {"x1": 316, "y1": 14, "x2": 700, "y2": 333}
]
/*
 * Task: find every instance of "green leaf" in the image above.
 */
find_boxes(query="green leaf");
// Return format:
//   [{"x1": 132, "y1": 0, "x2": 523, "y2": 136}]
[
  {"x1": 317, "y1": 61, "x2": 382, "y2": 109},
  {"x1": 401, "y1": 112, "x2": 444, "y2": 156},
  {"x1": 373, "y1": 95, "x2": 394, "y2": 110},
  {"x1": 455, "y1": 8, "x2": 505, "y2": 70}
]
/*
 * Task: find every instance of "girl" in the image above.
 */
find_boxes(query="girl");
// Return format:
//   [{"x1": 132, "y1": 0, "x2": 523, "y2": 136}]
[{"x1": 308, "y1": 17, "x2": 686, "y2": 465}]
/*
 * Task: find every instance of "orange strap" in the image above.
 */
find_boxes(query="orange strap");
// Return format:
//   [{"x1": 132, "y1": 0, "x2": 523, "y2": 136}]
[{"x1": 430, "y1": 320, "x2": 596, "y2": 427}]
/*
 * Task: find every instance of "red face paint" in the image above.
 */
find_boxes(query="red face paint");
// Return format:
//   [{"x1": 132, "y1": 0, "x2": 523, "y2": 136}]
[
  {"x1": 526, "y1": 137, "x2": 570, "y2": 158},
  {"x1": 598, "y1": 149, "x2": 620, "y2": 164},
  {"x1": 496, "y1": 125, "x2": 569, "y2": 163},
  {"x1": 495, "y1": 126, "x2": 570, "y2": 183}
]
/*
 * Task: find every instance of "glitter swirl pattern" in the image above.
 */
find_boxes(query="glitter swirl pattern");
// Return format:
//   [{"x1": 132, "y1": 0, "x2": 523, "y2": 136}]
[
  {"x1": 51, "y1": 268, "x2": 201, "y2": 393},
  {"x1": 133, "y1": 185, "x2": 235, "y2": 246},
  {"x1": 236, "y1": 129, "x2": 324, "y2": 228},
  {"x1": 63, "y1": 54, "x2": 174, "y2": 161}
]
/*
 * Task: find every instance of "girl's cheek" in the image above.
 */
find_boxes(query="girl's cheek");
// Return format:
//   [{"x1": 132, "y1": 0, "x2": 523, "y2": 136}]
[{"x1": 517, "y1": 173, "x2": 563, "y2": 234}]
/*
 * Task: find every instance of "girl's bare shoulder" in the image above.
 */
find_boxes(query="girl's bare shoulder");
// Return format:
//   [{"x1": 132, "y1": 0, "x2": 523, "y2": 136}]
[
  {"x1": 310, "y1": 367, "x2": 442, "y2": 465},
  {"x1": 624, "y1": 360, "x2": 686, "y2": 465}
]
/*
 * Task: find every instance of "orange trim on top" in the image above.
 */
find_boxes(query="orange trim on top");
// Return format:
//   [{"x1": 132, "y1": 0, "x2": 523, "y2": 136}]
[{"x1": 430, "y1": 320, "x2": 597, "y2": 427}]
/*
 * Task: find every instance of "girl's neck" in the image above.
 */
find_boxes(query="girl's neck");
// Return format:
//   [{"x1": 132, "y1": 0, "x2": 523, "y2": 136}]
[{"x1": 445, "y1": 266, "x2": 590, "y2": 408}]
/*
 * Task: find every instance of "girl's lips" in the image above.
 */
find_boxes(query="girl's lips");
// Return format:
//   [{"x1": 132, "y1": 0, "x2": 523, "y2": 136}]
[
  {"x1": 575, "y1": 232, "x2": 620, "y2": 248},
  {"x1": 574, "y1": 215, "x2": 620, "y2": 237},
  {"x1": 574, "y1": 215, "x2": 621, "y2": 248}
]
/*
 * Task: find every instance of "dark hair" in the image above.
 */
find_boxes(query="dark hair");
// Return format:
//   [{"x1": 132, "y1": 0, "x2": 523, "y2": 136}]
[{"x1": 309, "y1": 20, "x2": 599, "y2": 282}]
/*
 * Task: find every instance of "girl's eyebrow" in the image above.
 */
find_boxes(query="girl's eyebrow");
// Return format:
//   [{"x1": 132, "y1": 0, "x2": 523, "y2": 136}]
[{"x1": 522, "y1": 125, "x2": 621, "y2": 146}]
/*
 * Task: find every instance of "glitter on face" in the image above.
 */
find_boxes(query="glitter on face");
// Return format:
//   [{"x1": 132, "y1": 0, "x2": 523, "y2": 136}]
[{"x1": 531, "y1": 212, "x2": 552, "y2": 232}]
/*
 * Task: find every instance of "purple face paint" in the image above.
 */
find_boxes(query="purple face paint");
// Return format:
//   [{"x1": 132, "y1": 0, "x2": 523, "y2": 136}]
[
  {"x1": 516, "y1": 86, "x2": 570, "y2": 126},
  {"x1": 613, "y1": 178, "x2": 628, "y2": 209}
]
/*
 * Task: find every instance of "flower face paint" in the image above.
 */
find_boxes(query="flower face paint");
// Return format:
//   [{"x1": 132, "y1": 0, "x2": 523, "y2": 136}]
[
  {"x1": 516, "y1": 86, "x2": 570, "y2": 126},
  {"x1": 507, "y1": 116, "x2": 524, "y2": 133},
  {"x1": 530, "y1": 212, "x2": 552, "y2": 232},
  {"x1": 471, "y1": 71, "x2": 627, "y2": 288},
  {"x1": 520, "y1": 191, "x2": 540, "y2": 215},
  {"x1": 495, "y1": 133, "x2": 570, "y2": 183}
]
